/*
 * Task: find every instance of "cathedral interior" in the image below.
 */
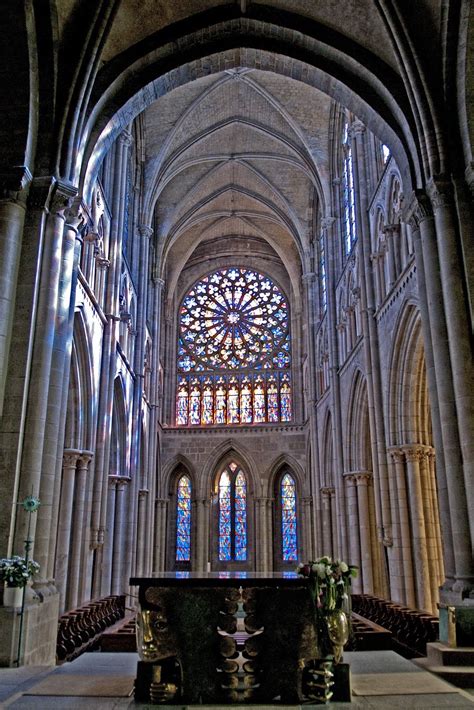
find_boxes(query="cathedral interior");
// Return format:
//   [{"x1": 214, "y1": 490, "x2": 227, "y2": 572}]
[{"x1": 0, "y1": 0, "x2": 473, "y2": 678}]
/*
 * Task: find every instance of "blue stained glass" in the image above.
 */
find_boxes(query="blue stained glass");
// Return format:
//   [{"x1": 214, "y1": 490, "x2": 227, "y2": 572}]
[
  {"x1": 234, "y1": 471, "x2": 247, "y2": 561},
  {"x1": 176, "y1": 475, "x2": 192, "y2": 561},
  {"x1": 219, "y1": 470, "x2": 231, "y2": 561},
  {"x1": 281, "y1": 473, "x2": 297, "y2": 561}
]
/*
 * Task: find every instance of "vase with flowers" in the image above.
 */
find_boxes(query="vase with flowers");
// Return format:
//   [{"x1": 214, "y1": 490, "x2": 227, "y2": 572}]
[
  {"x1": 0, "y1": 556, "x2": 40, "y2": 608},
  {"x1": 297, "y1": 556, "x2": 357, "y2": 703}
]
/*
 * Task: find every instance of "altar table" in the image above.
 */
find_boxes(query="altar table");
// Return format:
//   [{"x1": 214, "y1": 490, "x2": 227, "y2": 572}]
[{"x1": 130, "y1": 573, "x2": 350, "y2": 704}]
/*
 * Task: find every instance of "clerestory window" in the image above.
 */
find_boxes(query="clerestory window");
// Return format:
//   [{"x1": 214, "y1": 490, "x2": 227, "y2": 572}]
[{"x1": 176, "y1": 267, "x2": 292, "y2": 426}]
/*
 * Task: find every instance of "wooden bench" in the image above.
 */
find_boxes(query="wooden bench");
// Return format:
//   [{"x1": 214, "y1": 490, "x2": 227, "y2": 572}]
[
  {"x1": 56, "y1": 594, "x2": 126, "y2": 662},
  {"x1": 351, "y1": 594, "x2": 439, "y2": 657}
]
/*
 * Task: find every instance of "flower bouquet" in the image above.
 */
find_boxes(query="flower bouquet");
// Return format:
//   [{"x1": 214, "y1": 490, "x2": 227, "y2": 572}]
[
  {"x1": 297, "y1": 557, "x2": 357, "y2": 703},
  {"x1": 0, "y1": 556, "x2": 40, "y2": 588}
]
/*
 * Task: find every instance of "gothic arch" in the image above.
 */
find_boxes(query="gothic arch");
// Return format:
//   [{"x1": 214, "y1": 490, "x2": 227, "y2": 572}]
[
  {"x1": 77, "y1": 12, "x2": 427, "y2": 199},
  {"x1": 202, "y1": 440, "x2": 258, "y2": 498},
  {"x1": 162, "y1": 454, "x2": 196, "y2": 496},
  {"x1": 321, "y1": 410, "x2": 333, "y2": 488},
  {"x1": 347, "y1": 369, "x2": 371, "y2": 472},
  {"x1": 388, "y1": 301, "x2": 429, "y2": 446},
  {"x1": 110, "y1": 375, "x2": 129, "y2": 477},
  {"x1": 64, "y1": 310, "x2": 95, "y2": 451},
  {"x1": 265, "y1": 454, "x2": 306, "y2": 498}
]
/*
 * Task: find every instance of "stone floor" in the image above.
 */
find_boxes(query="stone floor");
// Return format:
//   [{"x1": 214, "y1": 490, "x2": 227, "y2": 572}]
[{"x1": 0, "y1": 651, "x2": 472, "y2": 709}]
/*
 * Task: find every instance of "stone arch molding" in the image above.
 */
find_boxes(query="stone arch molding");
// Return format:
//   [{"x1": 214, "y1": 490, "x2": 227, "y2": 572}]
[
  {"x1": 78, "y1": 14, "x2": 426, "y2": 201},
  {"x1": 387, "y1": 299, "x2": 427, "y2": 447},
  {"x1": 265, "y1": 454, "x2": 306, "y2": 498},
  {"x1": 200, "y1": 439, "x2": 259, "y2": 499},
  {"x1": 161, "y1": 453, "x2": 196, "y2": 498}
]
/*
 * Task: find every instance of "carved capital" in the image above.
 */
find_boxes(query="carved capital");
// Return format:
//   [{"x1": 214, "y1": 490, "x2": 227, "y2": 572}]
[
  {"x1": 118, "y1": 130, "x2": 133, "y2": 148},
  {"x1": 321, "y1": 216, "x2": 336, "y2": 230},
  {"x1": 402, "y1": 190, "x2": 433, "y2": 229},
  {"x1": 138, "y1": 224, "x2": 153, "y2": 239},
  {"x1": 388, "y1": 447, "x2": 405, "y2": 463},
  {"x1": 302, "y1": 271, "x2": 316, "y2": 284},
  {"x1": 138, "y1": 489, "x2": 149, "y2": 499},
  {"x1": 62, "y1": 449, "x2": 81, "y2": 469},
  {"x1": 348, "y1": 119, "x2": 366, "y2": 138},
  {"x1": 355, "y1": 472, "x2": 372, "y2": 485},
  {"x1": 403, "y1": 445, "x2": 425, "y2": 463},
  {"x1": 28, "y1": 177, "x2": 77, "y2": 217},
  {"x1": 321, "y1": 486, "x2": 335, "y2": 497},
  {"x1": 0, "y1": 165, "x2": 32, "y2": 204},
  {"x1": 427, "y1": 175, "x2": 455, "y2": 210},
  {"x1": 77, "y1": 450, "x2": 94, "y2": 469}
]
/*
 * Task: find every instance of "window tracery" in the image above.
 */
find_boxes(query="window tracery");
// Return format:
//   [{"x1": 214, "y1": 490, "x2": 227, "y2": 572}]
[{"x1": 176, "y1": 267, "x2": 292, "y2": 426}]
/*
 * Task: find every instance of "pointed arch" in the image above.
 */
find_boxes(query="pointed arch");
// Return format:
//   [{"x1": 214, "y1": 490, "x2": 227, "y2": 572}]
[{"x1": 64, "y1": 309, "x2": 95, "y2": 451}]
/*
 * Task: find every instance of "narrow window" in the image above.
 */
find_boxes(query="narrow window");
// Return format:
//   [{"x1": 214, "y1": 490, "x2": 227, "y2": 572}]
[
  {"x1": 176, "y1": 475, "x2": 192, "y2": 562},
  {"x1": 281, "y1": 473, "x2": 297, "y2": 561},
  {"x1": 218, "y1": 462, "x2": 247, "y2": 561}
]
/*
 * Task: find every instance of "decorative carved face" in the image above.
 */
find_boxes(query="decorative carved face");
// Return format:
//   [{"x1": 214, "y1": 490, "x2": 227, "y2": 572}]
[{"x1": 136, "y1": 608, "x2": 179, "y2": 662}]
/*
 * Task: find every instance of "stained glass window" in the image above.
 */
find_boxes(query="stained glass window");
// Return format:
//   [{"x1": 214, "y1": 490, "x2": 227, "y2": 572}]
[
  {"x1": 342, "y1": 122, "x2": 357, "y2": 254},
  {"x1": 319, "y1": 230, "x2": 327, "y2": 311},
  {"x1": 176, "y1": 267, "x2": 292, "y2": 426},
  {"x1": 281, "y1": 473, "x2": 297, "y2": 561},
  {"x1": 176, "y1": 475, "x2": 192, "y2": 562},
  {"x1": 218, "y1": 463, "x2": 247, "y2": 562}
]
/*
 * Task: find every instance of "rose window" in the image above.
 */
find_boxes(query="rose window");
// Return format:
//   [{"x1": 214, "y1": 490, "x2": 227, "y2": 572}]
[{"x1": 176, "y1": 267, "x2": 292, "y2": 426}]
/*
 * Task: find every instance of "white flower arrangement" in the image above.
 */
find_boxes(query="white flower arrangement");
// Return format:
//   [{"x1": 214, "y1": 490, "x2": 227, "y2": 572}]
[
  {"x1": 0, "y1": 556, "x2": 40, "y2": 588},
  {"x1": 297, "y1": 556, "x2": 358, "y2": 611}
]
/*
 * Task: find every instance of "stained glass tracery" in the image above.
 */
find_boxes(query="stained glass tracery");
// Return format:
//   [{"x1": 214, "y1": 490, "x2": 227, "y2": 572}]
[
  {"x1": 218, "y1": 463, "x2": 247, "y2": 562},
  {"x1": 281, "y1": 473, "x2": 297, "y2": 561},
  {"x1": 176, "y1": 475, "x2": 192, "y2": 562},
  {"x1": 176, "y1": 267, "x2": 292, "y2": 426}
]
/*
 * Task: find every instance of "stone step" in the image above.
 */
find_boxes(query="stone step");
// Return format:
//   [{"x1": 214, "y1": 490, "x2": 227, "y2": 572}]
[
  {"x1": 413, "y1": 656, "x2": 474, "y2": 689},
  {"x1": 426, "y1": 641, "x2": 474, "y2": 667}
]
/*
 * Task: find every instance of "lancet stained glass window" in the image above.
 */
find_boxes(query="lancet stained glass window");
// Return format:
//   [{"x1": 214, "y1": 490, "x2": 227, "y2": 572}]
[
  {"x1": 342, "y1": 121, "x2": 357, "y2": 254},
  {"x1": 281, "y1": 473, "x2": 297, "y2": 561},
  {"x1": 176, "y1": 267, "x2": 292, "y2": 426},
  {"x1": 218, "y1": 462, "x2": 247, "y2": 561},
  {"x1": 176, "y1": 475, "x2": 192, "y2": 562}
]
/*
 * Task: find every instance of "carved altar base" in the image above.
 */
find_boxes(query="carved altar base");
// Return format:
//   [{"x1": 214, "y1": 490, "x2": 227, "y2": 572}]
[{"x1": 130, "y1": 573, "x2": 351, "y2": 704}]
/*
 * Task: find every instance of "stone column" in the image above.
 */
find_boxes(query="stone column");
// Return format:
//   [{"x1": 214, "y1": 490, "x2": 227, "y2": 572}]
[
  {"x1": 301, "y1": 268, "x2": 323, "y2": 560},
  {"x1": 389, "y1": 449, "x2": 416, "y2": 607},
  {"x1": 427, "y1": 178, "x2": 474, "y2": 562},
  {"x1": 419, "y1": 447, "x2": 439, "y2": 610},
  {"x1": 403, "y1": 446, "x2": 432, "y2": 612},
  {"x1": 255, "y1": 498, "x2": 268, "y2": 572},
  {"x1": 355, "y1": 472, "x2": 374, "y2": 593},
  {"x1": 344, "y1": 474, "x2": 361, "y2": 592},
  {"x1": 147, "y1": 279, "x2": 164, "y2": 574},
  {"x1": 320, "y1": 487, "x2": 334, "y2": 558},
  {"x1": 350, "y1": 121, "x2": 391, "y2": 570},
  {"x1": 14, "y1": 180, "x2": 77, "y2": 567},
  {"x1": 301, "y1": 497, "x2": 313, "y2": 562},
  {"x1": 91, "y1": 133, "x2": 132, "y2": 597},
  {"x1": 55, "y1": 449, "x2": 80, "y2": 613},
  {"x1": 320, "y1": 219, "x2": 348, "y2": 559},
  {"x1": 411, "y1": 193, "x2": 472, "y2": 594},
  {"x1": 382, "y1": 225, "x2": 397, "y2": 286},
  {"x1": 46, "y1": 204, "x2": 87, "y2": 584},
  {"x1": 409, "y1": 211, "x2": 454, "y2": 587},
  {"x1": 428, "y1": 450, "x2": 444, "y2": 582},
  {"x1": 136, "y1": 489, "x2": 148, "y2": 576},
  {"x1": 153, "y1": 498, "x2": 166, "y2": 574},
  {"x1": 112, "y1": 477, "x2": 129, "y2": 594},
  {"x1": 0, "y1": 168, "x2": 30, "y2": 415},
  {"x1": 102, "y1": 478, "x2": 117, "y2": 594},
  {"x1": 67, "y1": 451, "x2": 93, "y2": 610}
]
